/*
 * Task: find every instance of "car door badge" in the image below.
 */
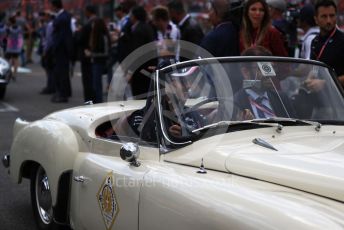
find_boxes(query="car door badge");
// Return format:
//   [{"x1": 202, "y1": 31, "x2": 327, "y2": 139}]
[{"x1": 97, "y1": 171, "x2": 119, "y2": 230}]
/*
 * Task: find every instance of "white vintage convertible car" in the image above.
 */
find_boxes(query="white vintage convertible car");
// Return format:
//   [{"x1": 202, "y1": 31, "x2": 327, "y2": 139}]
[{"x1": 3, "y1": 57, "x2": 344, "y2": 230}]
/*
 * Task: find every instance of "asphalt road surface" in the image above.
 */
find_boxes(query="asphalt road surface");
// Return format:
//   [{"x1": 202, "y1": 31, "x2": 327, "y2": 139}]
[{"x1": 0, "y1": 61, "x2": 85, "y2": 230}]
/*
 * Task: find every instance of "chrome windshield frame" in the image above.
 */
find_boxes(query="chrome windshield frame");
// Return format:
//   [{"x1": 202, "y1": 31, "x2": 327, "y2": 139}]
[
  {"x1": 159, "y1": 57, "x2": 343, "y2": 97},
  {"x1": 156, "y1": 69, "x2": 192, "y2": 146},
  {"x1": 155, "y1": 56, "x2": 344, "y2": 146}
]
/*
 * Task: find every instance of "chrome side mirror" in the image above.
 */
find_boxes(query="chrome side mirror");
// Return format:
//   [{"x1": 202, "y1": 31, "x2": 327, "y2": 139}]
[{"x1": 120, "y1": 143, "x2": 140, "y2": 167}]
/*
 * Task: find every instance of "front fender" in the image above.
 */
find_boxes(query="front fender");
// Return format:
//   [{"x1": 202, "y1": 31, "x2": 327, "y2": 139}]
[{"x1": 10, "y1": 119, "x2": 82, "y2": 205}]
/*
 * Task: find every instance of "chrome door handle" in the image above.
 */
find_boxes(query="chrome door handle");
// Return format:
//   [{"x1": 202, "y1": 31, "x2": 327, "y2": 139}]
[{"x1": 73, "y1": 176, "x2": 89, "y2": 183}]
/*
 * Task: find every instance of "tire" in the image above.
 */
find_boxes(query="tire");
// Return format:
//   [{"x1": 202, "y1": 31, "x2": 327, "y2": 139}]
[{"x1": 30, "y1": 166, "x2": 56, "y2": 230}]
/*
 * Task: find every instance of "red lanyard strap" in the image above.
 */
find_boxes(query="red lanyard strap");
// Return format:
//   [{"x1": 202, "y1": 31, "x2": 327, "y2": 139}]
[
  {"x1": 316, "y1": 27, "x2": 337, "y2": 60},
  {"x1": 251, "y1": 28, "x2": 260, "y2": 47},
  {"x1": 249, "y1": 97, "x2": 275, "y2": 117}
]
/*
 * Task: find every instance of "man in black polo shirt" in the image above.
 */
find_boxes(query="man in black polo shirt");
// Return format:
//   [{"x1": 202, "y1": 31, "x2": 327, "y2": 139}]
[{"x1": 311, "y1": 0, "x2": 344, "y2": 88}]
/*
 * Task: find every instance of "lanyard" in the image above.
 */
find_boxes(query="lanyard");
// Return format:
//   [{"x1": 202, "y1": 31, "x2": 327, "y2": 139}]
[
  {"x1": 316, "y1": 27, "x2": 337, "y2": 60},
  {"x1": 251, "y1": 28, "x2": 260, "y2": 47},
  {"x1": 249, "y1": 97, "x2": 275, "y2": 117}
]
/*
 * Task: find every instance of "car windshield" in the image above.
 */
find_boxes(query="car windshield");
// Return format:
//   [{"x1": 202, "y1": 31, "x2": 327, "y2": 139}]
[{"x1": 157, "y1": 57, "x2": 344, "y2": 143}]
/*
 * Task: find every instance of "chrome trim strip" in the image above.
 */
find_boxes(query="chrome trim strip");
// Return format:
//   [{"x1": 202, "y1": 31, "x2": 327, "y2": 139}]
[
  {"x1": 156, "y1": 70, "x2": 192, "y2": 146},
  {"x1": 159, "y1": 56, "x2": 329, "y2": 73},
  {"x1": 73, "y1": 176, "x2": 87, "y2": 183}
]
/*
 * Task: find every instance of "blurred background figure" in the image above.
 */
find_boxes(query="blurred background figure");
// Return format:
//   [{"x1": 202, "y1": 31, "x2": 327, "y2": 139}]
[
  {"x1": 14, "y1": 11, "x2": 26, "y2": 66},
  {"x1": 70, "y1": 13, "x2": 80, "y2": 78},
  {"x1": 105, "y1": 4, "x2": 128, "y2": 89},
  {"x1": 39, "y1": 11, "x2": 56, "y2": 95},
  {"x1": 200, "y1": 0, "x2": 240, "y2": 57},
  {"x1": 123, "y1": 6, "x2": 155, "y2": 98},
  {"x1": 79, "y1": 4, "x2": 97, "y2": 102},
  {"x1": 311, "y1": 0, "x2": 344, "y2": 88},
  {"x1": 240, "y1": 0, "x2": 287, "y2": 56},
  {"x1": 298, "y1": 4, "x2": 319, "y2": 59},
  {"x1": 0, "y1": 17, "x2": 6, "y2": 57},
  {"x1": 117, "y1": 0, "x2": 138, "y2": 64},
  {"x1": 267, "y1": 0, "x2": 299, "y2": 56},
  {"x1": 151, "y1": 5, "x2": 180, "y2": 62},
  {"x1": 5, "y1": 16, "x2": 24, "y2": 80},
  {"x1": 84, "y1": 18, "x2": 111, "y2": 104},
  {"x1": 114, "y1": 4, "x2": 128, "y2": 31},
  {"x1": 167, "y1": 0, "x2": 204, "y2": 46},
  {"x1": 266, "y1": 0, "x2": 291, "y2": 55},
  {"x1": 24, "y1": 13, "x2": 37, "y2": 64},
  {"x1": 49, "y1": 0, "x2": 73, "y2": 103},
  {"x1": 267, "y1": 0, "x2": 287, "y2": 32}
]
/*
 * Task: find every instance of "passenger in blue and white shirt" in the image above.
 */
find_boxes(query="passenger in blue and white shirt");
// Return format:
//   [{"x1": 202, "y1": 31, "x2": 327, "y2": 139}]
[{"x1": 235, "y1": 46, "x2": 296, "y2": 119}]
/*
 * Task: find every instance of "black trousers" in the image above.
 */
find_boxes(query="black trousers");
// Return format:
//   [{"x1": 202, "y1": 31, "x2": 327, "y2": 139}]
[
  {"x1": 81, "y1": 58, "x2": 95, "y2": 102},
  {"x1": 52, "y1": 56, "x2": 71, "y2": 98}
]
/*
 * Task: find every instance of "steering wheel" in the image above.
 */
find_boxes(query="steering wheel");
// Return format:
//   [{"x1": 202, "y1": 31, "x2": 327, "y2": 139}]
[
  {"x1": 183, "y1": 97, "x2": 219, "y2": 114},
  {"x1": 185, "y1": 97, "x2": 239, "y2": 122}
]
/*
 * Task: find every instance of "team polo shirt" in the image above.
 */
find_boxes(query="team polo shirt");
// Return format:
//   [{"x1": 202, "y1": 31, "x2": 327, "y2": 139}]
[{"x1": 311, "y1": 29, "x2": 344, "y2": 77}]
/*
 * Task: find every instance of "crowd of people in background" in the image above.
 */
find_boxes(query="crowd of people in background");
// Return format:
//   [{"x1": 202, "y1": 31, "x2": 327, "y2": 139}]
[{"x1": 0, "y1": 0, "x2": 343, "y2": 103}]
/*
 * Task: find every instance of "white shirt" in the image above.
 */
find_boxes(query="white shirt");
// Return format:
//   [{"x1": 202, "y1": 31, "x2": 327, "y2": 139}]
[
  {"x1": 70, "y1": 17, "x2": 77, "y2": 33},
  {"x1": 56, "y1": 9, "x2": 64, "y2": 17},
  {"x1": 178, "y1": 14, "x2": 190, "y2": 28},
  {"x1": 118, "y1": 15, "x2": 129, "y2": 31},
  {"x1": 156, "y1": 21, "x2": 180, "y2": 61},
  {"x1": 156, "y1": 21, "x2": 180, "y2": 41},
  {"x1": 300, "y1": 27, "x2": 319, "y2": 59}
]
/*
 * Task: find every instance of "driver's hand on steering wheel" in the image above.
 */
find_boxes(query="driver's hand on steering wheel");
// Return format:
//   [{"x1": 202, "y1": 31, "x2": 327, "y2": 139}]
[
  {"x1": 169, "y1": 124, "x2": 182, "y2": 137},
  {"x1": 304, "y1": 78, "x2": 325, "y2": 92},
  {"x1": 237, "y1": 109, "x2": 255, "y2": 120},
  {"x1": 304, "y1": 72, "x2": 325, "y2": 93}
]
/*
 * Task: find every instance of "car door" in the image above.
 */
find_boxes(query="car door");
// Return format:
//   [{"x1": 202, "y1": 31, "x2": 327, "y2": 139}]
[{"x1": 70, "y1": 138, "x2": 156, "y2": 230}]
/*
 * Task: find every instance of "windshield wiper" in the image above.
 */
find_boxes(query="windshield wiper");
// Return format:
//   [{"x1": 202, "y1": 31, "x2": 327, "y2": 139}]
[
  {"x1": 252, "y1": 117, "x2": 322, "y2": 131},
  {"x1": 192, "y1": 120, "x2": 283, "y2": 134}
]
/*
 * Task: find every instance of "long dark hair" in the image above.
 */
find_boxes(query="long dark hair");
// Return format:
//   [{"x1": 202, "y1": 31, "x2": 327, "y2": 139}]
[
  {"x1": 241, "y1": 0, "x2": 271, "y2": 49},
  {"x1": 90, "y1": 18, "x2": 110, "y2": 52}
]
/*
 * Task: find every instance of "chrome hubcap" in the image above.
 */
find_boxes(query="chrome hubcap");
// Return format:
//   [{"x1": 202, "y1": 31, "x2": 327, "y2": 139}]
[{"x1": 35, "y1": 167, "x2": 53, "y2": 224}]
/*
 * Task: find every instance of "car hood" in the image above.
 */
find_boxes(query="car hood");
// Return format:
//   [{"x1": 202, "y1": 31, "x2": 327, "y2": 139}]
[{"x1": 163, "y1": 126, "x2": 344, "y2": 202}]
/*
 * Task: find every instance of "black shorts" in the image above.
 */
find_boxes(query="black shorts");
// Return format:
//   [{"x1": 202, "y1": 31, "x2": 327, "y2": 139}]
[{"x1": 5, "y1": 52, "x2": 19, "y2": 59}]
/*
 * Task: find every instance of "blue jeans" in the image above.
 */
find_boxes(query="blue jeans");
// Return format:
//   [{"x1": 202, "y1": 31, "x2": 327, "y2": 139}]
[{"x1": 92, "y1": 63, "x2": 106, "y2": 103}]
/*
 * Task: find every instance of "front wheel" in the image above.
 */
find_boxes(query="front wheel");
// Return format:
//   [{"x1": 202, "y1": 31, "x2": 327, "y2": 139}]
[{"x1": 30, "y1": 166, "x2": 56, "y2": 230}]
